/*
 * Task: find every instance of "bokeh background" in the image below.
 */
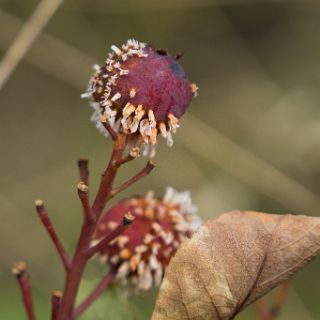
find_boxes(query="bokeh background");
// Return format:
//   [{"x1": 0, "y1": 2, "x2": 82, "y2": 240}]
[{"x1": 1, "y1": 0, "x2": 320, "y2": 319}]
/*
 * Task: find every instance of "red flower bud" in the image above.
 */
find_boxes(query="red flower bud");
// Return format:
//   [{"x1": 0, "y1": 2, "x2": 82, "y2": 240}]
[
  {"x1": 82, "y1": 39, "x2": 198, "y2": 157},
  {"x1": 93, "y1": 188, "x2": 201, "y2": 291}
]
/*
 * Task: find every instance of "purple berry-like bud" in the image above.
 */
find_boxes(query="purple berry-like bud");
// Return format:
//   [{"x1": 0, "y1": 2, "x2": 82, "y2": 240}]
[
  {"x1": 82, "y1": 39, "x2": 198, "y2": 157},
  {"x1": 93, "y1": 188, "x2": 201, "y2": 291}
]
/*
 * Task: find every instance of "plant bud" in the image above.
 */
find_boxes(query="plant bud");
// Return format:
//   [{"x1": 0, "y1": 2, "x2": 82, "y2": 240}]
[{"x1": 93, "y1": 187, "x2": 201, "y2": 291}]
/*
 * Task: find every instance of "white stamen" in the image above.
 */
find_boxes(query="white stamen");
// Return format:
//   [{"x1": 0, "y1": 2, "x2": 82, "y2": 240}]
[
  {"x1": 137, "y1": 260, "x2": 145, "y2": 275},
  {"x1": 142, "y1": 143, "x2": 149, "y2": 157},
  {"x1": 93, "y1": 64, "x2": 100, "y2": 71},
  {"x1": 111, "y1": 45, "x2": 122, "y2": 56},
  {"x1": 116, "y1": 261, "x2": 130, "y2": 278},
  {"x1": 168, "y1": 114, "x2": 179, "y2": 133},
  {"x1": 111, "y1": 92, "x2": 121, "y2": 101},
  {"x1": 80, "y1": 92, "x2": 91, "y2": 99},
  {"x1": 138, "y1": 266, "x2": 152, "y2": 291},
  {"x1": 149, "y1": 255, "x2": 159, "y2": 270},
  {"x1": 154, "y1": 265, "x2": 163, "y2": 286},
  {"x1": 110, "y1": 254, "x2": 120, "y2": 265},
  {"x1": 135, "y1": 244, "x2": 148, "y2": 254},
  {"x1": 144, "y1": 234, "x2": 155, "y2": 244},
  {"x1": 122, "y1": 103, "x2": 135, "y2": 117},
  {"x1": 150, "y1": 144, "x2": 156, "y2": 158},
  {"x1": 159, "y1": 122, "x2": 167, "y2": 138},
  {"x1": 148, "y1": 110, "x2": 156, "y2": 127},
  {"x1": 152, "y1": 222, "x2": 162, "y2": 233},
  {"x1": 191, "y1": 83, "x2": 199, "y2": 97},
  {"x1": 166, "y1": 130, "x2": 174, "y2": 147},
  {"x1": 119, "y1": 69, "x2": 129, "y2": 75},
  {"x1": 130, "y1": 105, "x2": 145, "y2": 133}
]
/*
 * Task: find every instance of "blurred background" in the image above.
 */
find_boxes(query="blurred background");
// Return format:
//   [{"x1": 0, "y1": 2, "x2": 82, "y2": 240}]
[{"x1": 0, "y1": 0, "x2": 320, "y2": 319}]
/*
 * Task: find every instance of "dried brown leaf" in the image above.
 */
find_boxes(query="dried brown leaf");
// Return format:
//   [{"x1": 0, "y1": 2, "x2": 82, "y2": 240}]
[{"x1": 152, "y1": 211, "x2": 320, "y2": 320}]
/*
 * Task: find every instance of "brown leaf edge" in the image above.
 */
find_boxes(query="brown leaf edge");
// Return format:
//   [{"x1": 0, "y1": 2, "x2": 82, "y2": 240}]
[{"x1": 152, "y1": 210, "x2": 320, "y2": 320}]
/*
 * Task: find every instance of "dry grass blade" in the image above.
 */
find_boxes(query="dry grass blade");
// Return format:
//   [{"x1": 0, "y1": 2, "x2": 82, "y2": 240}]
[
  {"x1": 0, "y1": 0, "x2": 64, "y2": 90},
  {"x1": 152, "y1": 211, "x2": 320, "y2": 319}
]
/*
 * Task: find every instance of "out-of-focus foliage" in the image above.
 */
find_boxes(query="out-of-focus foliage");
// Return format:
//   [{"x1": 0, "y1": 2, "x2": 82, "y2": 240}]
[{"x1": 0, "y1": 0, "x2": 320, "y2": 319}]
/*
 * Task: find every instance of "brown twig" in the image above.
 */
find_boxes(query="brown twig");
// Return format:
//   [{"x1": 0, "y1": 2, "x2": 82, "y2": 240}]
[
  {"x1": 74, "y1": 269, "x2": 116, "y2": 318},
  {"x1": 77, "y1": 182, "x2": 95, "y2": 224},
  {"x1": 110, "y1": 160, "x2": 155, "y2": 199},
  {"x1": 87, "y1": 212, "x2": 135, "y2": 258},
  {"x1": 35, "y1": 200, "x2": 71, "y2": 271},
  {"x1": 51, "y1": 290, "x2": 62, "y2": 320},
  {"x1": 77, "y1": 159, "x2": 89, "y2": 186},
  {"x1": 12, "y1": 262, "x2": 36, "y2": 320}
]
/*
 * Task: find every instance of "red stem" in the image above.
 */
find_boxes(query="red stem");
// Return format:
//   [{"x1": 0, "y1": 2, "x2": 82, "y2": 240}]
[
  {"x1": 35, "y1": 201, "x2": 71, "y2": 272},
  {"x1": 12, "y1": 262, "x2": 36, "y2": 320},
  {"x1": 114, "y1": 152, "x2": 136, "y2": 167},
  {"x1": 58, "y1": 134, "x2": 126, "y2": 320},
  {"x1": 73, "y1": 269, "x2": 115, "y2": 318},
  {"x1": 77, "y1": 159, "x2": 89, "y2": 186},
  {"x1": 58, "y1": 221, "x2": 95, "y2": 320},
  {"x1": 51, "y1": 290, "x2": 62, "y2": 320},
  {"x1": 92, "y1": 133, "x2": 126, "y2": 218},
  {"x1": 86, "y1": 212, "x2": 134, "y2": 258},
  {"x1": 110, "y1": 160, "x2": 155, "y2": 198}
]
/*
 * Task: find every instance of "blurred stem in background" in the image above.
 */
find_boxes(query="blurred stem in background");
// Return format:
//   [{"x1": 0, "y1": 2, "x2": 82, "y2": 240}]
[
  {"x1": 256, "y1": 282, "x2": 289, "y2": 320},
  {"x1": 0, "y1": 0, "x2": 64, "y2": 90}
]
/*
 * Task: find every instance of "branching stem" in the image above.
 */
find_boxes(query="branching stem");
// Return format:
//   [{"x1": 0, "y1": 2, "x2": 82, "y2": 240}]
[
  {"x1": 74, "y1": 269, "x2": 116, "y2": 318},
  {"x1": 92, "y1": 133, "x2": 126, "y2": 218},
  {"x1": 86, "y1": 212, "x2": 134, "y2": 258},
  {"x1": 110, "y1": 160, "x2": 155, "y2": 198},
  {"x1": 58, "y1": 134, "x2": 150, "y2": 320}
]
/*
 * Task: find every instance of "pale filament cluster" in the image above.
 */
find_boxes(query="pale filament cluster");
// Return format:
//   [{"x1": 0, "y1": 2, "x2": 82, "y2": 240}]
[
  {"x1": 94, "y1": 188, "x2": 201, "y2": 291},
  {"x1": 81, "y1": 39, "x2": 196, "y2": 158}
]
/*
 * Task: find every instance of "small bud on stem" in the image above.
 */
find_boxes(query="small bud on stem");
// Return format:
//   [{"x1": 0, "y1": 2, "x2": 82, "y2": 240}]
[{"x1": 77, "y1": 182, "x2": 95, "y2": 224}]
